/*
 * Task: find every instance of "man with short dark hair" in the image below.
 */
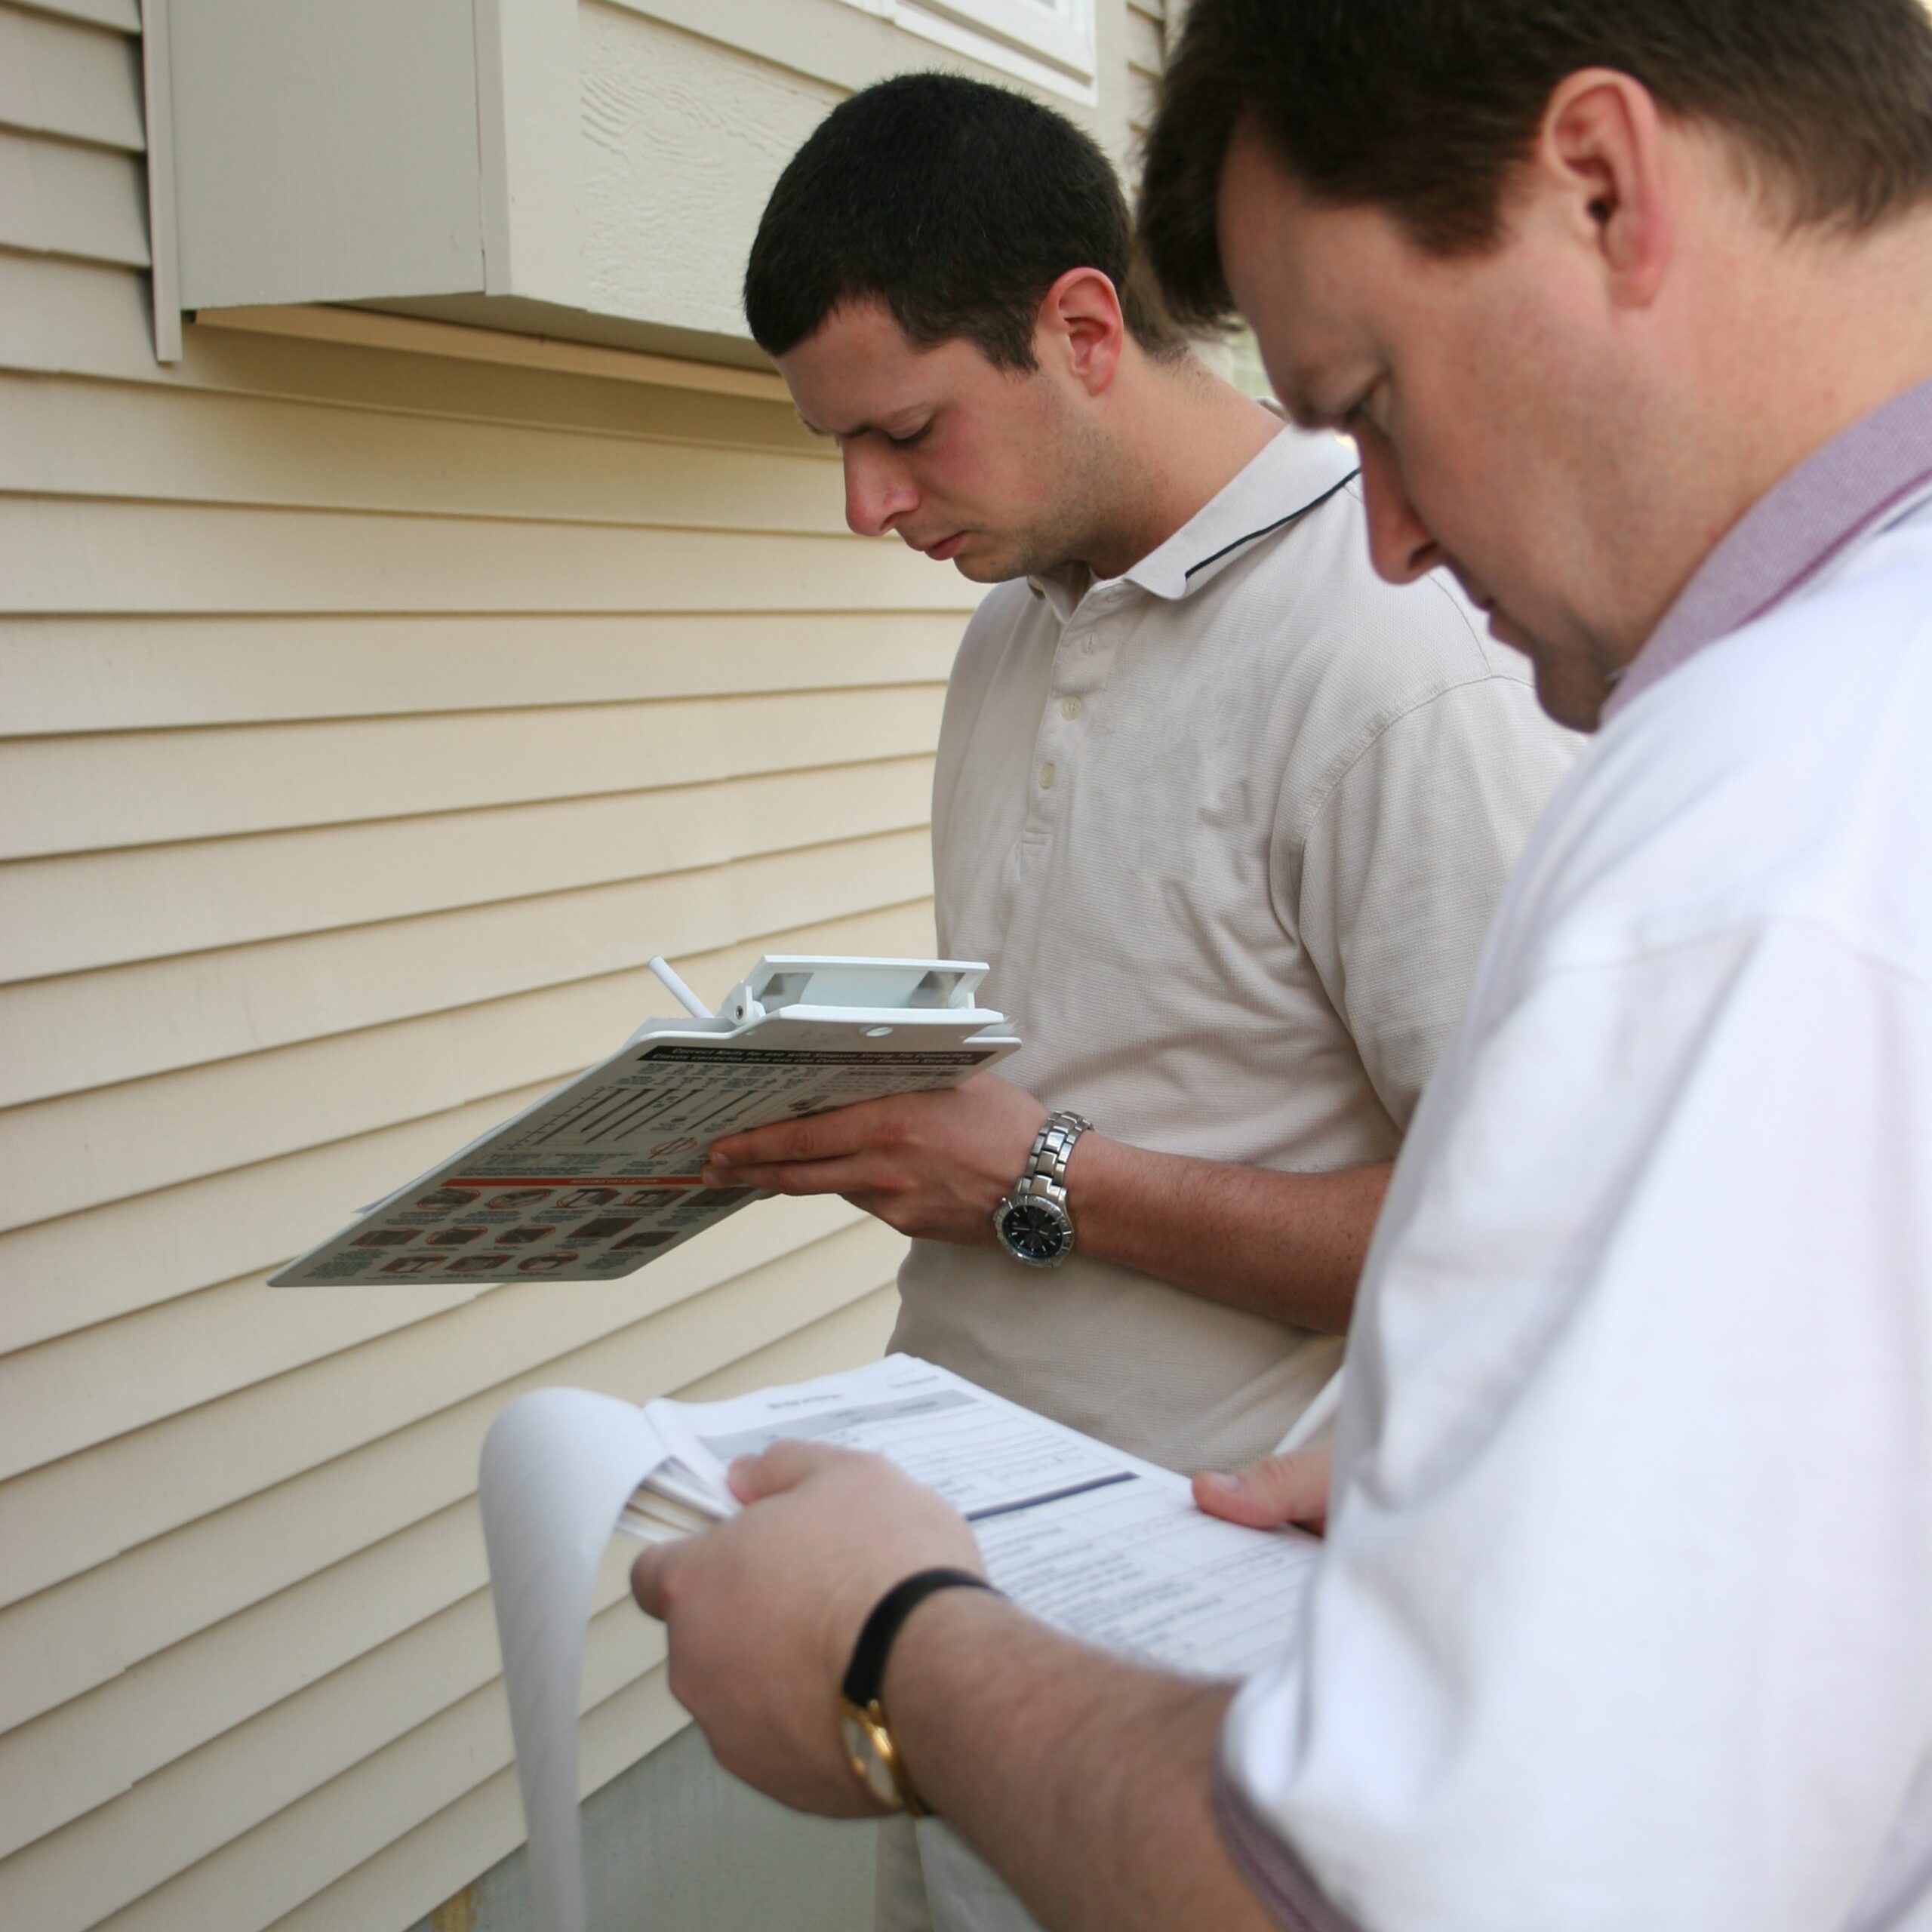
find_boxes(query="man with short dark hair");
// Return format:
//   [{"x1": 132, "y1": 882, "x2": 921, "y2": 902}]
[
  {"x1": 716, "y1": 73, "x2": 1569, "y2": 1490},
  {"x1": 641, "y1": 17, "x2": 1932, "y2": 1923},
  {"x1": 717, "y1": 71, "x2": 1574, "y2": 1930}
]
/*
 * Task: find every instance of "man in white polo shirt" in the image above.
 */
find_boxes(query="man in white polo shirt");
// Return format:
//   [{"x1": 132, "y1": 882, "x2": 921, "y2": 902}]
[
  {"x1": 630, "y1": 5, "x2": 1932, "y2": 1930},
  {"x1": 728, "y1": 73, "x2": 1571, "y2": 1932},
  {"x1": 719, "y1": 75, "x2": 1574, "y2": 1498}
]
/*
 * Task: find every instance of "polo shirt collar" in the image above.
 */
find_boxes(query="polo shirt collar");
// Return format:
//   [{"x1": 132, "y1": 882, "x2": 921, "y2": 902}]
[
  {"x1": 1605, "y1": 375, "x2": 1932, "y2": 720},
  {"x1": 1026, "y1": 426, "x2": 1360, "y2": 620}
]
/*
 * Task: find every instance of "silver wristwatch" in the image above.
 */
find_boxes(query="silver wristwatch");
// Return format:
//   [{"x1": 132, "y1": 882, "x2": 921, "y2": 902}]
[{"x1": 992, "y1": 1111, "x2": 1092, "y2": 1269}]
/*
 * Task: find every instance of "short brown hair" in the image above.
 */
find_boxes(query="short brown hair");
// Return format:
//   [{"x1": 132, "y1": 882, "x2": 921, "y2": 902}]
[
  {"x1": 1142, "y1": 0, "x2": 1932, "y2": 327},
  {"x1": 746, "y1": 72, "x2": 1183, "y2": 368}
]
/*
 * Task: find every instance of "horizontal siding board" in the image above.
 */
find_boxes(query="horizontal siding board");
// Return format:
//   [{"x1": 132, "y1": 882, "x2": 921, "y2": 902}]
[
  {"x1": 0, "y1": 1189, "x2": 888, "y2": 1615},
  {"x1": 0, "y1": 124, "x2": 146, "y2": 264},
  {"x1": 0, "y1": 611, "x2": 964, "y2": 734},
  {"x1": 0, "y1": 829, "x2": 932, "y2": 1113},
  {"x1": 0, "y1": 182, "x2": 968, "y2": 1932},
  {"x1": 1, "y1": 868, "x2": 925, "y2": 1229},
  {"x1": 0, "y1": 1500, "x2": 494, "y2": 1863},
  {"x1": 1, "y1": 1575, "x2": 660, "y2": 1932},
  {"x1": 0, "y1": 1203, "x2": 884, "y2": 1717},
  {"x1": 3, "y1": 1282, "x2": 899, "y2": 1868},
  {"x1": 4, "y1": 992, "x2": 581, "y2": 1232},
  {"x1": 0, "y1": 370, "x2": 860, "y2": 530},
  {"x1": 255, "y1": 1669, "x2": 688, "y2": 1932},
  {"x1": 0, "y1": 5, "x2": 145, "y2": 152},
  {"x1": 83, "y1": 1619, "x2": 675, "y2": 1932},
  {"x1": 0, "y1": 1272, "x2": 899, "y2": 1920},
  {"x1": 256, "y1": 1286, "x2": 900, "y2": 1932},
  {"x1": 0, "y1": 1079, "x2": 567, "y2": 1392},
  {"x1": 1124, "y1": 1, "x2": 1163, "y2": 77},
  {"x1": 0, "y1": 681, "x2": 945, "y2": 859},
  {"x1": 0, "y1": 1269, "x2": 487, "y2": 1483},
  {"x1": 0, "y1": 1253, "x2": 900, "y2": 1864},
  {"x1": 0, "y1": 497, "x2": 975, "y2": 614},
  {"x1": 0, "y1": 897, "x2": 935, "y2": 1358},
  {"x1": 98, "y1": 1284, "x2": 899, "y2": 1932},
  {"x1": 0, "y1": 754, "x2": 935, "y2": 982},
  {"x1": 0, "y1": 923, "x2": 931, "y2": 1465},
  {"x1": 0, "y1": 252, "x2": 828, "y2": 454}
]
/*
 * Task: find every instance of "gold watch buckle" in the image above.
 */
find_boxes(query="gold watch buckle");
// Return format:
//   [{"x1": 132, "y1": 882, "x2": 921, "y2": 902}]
[{"x1": 838, "y1": 1695, "x2": 929, "y2": 1817}]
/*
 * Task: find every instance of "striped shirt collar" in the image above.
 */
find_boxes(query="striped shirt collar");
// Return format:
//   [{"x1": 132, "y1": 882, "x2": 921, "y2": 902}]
[{"x1": 1605, "y1": 375, "x2": 1932, "y2": 721}]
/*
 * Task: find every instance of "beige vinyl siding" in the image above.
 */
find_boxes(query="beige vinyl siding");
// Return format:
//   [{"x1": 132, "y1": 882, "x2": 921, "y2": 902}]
[
  {"x1": 1124, "y1": 0, "x2": 1168, "y2": 139},
  {"x1": 0, "y1": 5, "x2": 980, "y2": 1927}
]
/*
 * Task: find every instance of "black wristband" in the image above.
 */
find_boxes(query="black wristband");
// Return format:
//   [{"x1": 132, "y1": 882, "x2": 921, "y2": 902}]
[{"x1": 841, "y1": 1567, "x2": 997, "y2": 1708}]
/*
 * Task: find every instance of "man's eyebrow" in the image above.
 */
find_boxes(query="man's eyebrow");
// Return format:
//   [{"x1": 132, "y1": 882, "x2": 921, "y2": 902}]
[{"x1": 795, "y1": 407, "x2": 932, "y2": 441}]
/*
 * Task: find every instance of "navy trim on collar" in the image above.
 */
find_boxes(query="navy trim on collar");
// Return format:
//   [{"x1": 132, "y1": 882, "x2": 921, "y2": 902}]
[{"x1": 1185, "y1": 471, "x2": 1361, "y2": 582}]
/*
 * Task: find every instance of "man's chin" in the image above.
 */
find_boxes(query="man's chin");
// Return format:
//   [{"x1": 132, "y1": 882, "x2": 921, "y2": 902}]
[
  {"x1": 1475, "y1": 608, "x2": 1601, "y2": 732},
  {"x1": 948, "y1": 547, "x2": 1026, "y2": 585},
  {"x1": 1521, "y1": 645, "x2": 1621, "y2": 734}
]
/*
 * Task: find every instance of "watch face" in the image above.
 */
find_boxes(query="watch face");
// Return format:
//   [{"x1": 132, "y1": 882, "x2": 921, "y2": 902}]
[{"x1": 999, "y1": 1198, "x2": 1072, "y2": 1266}]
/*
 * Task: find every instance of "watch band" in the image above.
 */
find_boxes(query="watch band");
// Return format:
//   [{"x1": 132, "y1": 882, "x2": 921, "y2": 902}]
[
  {"x1": 842, "y1": 1567, "x2": 997, "y2": 1708},
  {"x1": 1012, "y1": 1112, "x2": 1089, "y2": 1198}
]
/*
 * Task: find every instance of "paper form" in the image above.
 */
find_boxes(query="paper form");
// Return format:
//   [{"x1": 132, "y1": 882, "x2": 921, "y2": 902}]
[
  {"x1": 478, "y1": 1358, "x2": 1319, "y2": 1932},
  {"x1": 651, "y1": 1358, "x2": 1316, "y2": 1679}
]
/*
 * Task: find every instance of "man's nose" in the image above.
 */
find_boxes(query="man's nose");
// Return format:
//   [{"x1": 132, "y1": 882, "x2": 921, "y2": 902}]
[
  {"x1": 841, "y1": 444, "x2": 918, "y2": 539},
  {"x1": 1355, "y1": 424, "x2": 1444, "y2": 585}
]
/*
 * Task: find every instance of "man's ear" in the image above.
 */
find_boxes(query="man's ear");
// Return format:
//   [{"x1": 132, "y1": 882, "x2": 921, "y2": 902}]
[
  {"x1": 1036, "y1": 266, "x2": 1128, "y2": 395},
  {"x1": 1533, "y1": 68, "x2": 1674, "y2": 310}
]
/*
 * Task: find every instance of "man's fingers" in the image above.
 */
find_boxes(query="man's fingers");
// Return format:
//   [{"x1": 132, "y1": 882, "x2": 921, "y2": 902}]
[
  {"x1": 709, "y1": 1102, "x2": 889, "y2": 1170},
  {"x1": 1192, "y1": 1443, "x2": 1332, "y2": 1532},
  {"x1": 728, "y1": 1438, "x2": 860, "y2": 1505},
  {"x1": 702, "y1": 1155, "x2": 878, "y2": 1196}
]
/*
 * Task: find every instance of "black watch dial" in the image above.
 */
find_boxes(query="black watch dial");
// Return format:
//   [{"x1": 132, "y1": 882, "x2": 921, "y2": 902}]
[{"x1": 1000, "y1": 1199, "x2": 1071, "y2": 1263}]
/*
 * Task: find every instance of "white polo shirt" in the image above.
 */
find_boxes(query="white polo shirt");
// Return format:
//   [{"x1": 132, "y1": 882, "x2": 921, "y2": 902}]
[
  {"x1": 1221, "y1": 383, "x2": 1932, "y2": 1930},
  {"x1": 891, "y1": 426, "x2": 1579, "y2": 1474}
]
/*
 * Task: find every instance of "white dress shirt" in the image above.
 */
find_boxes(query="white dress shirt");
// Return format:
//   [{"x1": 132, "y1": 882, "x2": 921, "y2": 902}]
[{"x1": 1222, "y1": 381, "x2": 1932, "y2": 1931}]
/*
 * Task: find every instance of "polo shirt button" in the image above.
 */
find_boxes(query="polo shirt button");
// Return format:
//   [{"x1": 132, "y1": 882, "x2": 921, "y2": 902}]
[
  {"x1": 1038, "y1": 763, "x2": 1057, "y2": 790},
  {"x1": 1059, "y1": 697, "x2": 1082, "y2": 720}
]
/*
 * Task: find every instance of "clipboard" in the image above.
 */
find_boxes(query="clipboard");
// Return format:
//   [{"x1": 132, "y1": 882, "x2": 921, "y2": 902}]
[{"x1": 270, "y1": 956, "x2": 1019, "y2": 1287}]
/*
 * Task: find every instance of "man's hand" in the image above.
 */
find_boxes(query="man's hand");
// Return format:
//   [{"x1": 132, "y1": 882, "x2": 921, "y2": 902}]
[
  {"x1": 630, "y1": 1442, "x2": 985, "y2": 1814},
  {"x1": 1192, "y1": 1441, "x2": 1333, "y2": 1534},
  {"x1": 704, "y1": 1073, "x2": 1048, "y2": 1244}
]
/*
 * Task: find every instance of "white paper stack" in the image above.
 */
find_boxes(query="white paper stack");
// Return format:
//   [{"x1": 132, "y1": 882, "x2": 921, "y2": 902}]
[{"x1": 478, "y1": 1355, "x2": 1322, "y2": 1932}]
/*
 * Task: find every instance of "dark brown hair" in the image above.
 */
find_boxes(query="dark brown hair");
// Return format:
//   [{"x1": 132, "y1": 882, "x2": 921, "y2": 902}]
[
  {"x1": 746, "y1": 72, "x2": 1183, "y2": 368},
  {"x1": 1142, "y1": 0, "x2": 1932, "y2": 326}
]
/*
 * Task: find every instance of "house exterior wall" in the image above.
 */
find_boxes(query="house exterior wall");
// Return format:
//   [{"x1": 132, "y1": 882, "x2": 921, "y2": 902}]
[
  {"x1": 0, "y1": 165, "x2": 935, "y2": 1932},
  {"x1": 0, "y1": 2, "x2": 1166, "y2": 1927}
]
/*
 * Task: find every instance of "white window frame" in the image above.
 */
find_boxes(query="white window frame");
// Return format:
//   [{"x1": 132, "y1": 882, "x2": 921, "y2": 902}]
[{"x1": 835, "y1": 0, "x2": 1100, "y2": 105}]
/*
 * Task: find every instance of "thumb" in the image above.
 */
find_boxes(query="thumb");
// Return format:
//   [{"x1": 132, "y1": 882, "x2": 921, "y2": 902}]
[
  {"x1": 1192, "y1": 1442, "x2": 1332, "y2": 1533},
  {"x1": 727, "y1": 1438, "x2": 857, "y2": 1505},
  {"x1": 629, "y1": 1540, "x2": 684, "y2": 1620}
]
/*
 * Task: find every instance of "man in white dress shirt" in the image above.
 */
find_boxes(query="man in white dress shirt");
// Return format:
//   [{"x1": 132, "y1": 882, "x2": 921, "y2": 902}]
[{"x1": 636, "y1": 7, "x2": 1932, "y2": 1926}]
